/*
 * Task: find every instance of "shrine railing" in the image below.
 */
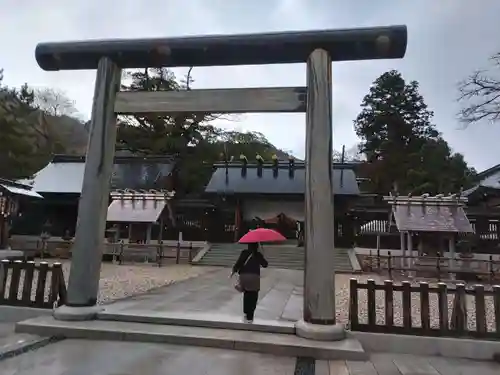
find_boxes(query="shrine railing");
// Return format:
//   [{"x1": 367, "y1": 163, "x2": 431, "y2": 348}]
[
  {"x1": 349, "y1": 278, "x2": 500, "y2": 340},
  {"x1": 105, "y1": 241, "x2": 199, "y2": 267},
  {"x1": 361, "y1": 251, "x2": 500, "y2": 283},
  {"x1": 0, "y1": 260, "x2": 67, "y2": 309}
]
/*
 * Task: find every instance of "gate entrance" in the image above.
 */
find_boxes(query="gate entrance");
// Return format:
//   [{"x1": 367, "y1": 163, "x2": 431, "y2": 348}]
[{"x1": 38, "y1": 26, "x2": 407, "y2": 339}]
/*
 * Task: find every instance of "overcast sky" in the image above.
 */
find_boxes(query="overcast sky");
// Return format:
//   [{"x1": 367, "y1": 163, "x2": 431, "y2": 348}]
[{"x1": 1, "y1": 0, "x2": 499, "y2": 171}]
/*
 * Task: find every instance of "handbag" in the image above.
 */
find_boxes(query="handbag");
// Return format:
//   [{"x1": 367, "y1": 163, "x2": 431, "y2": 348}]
[{"x1": 234, "y1": 253, "x2": 253, "y2": 293}]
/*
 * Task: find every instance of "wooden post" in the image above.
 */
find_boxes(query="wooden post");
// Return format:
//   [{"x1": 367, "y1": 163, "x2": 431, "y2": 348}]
[
  {"x1": 448, "y1": 234, "x2": 456, "y2": 279},
  {"x1": 158, "y1": 218, "x2": 164, "y2": 242},
  {"x1": 176, "y1": 241, "x2": 181, "y2": 264},
  {"x1": 0, "y1": 215, "x2": 6, "y2": 249},
  {"x1": 146, "y1": 224, "x2": 152, "y2": 244},
  {"x1": 437, "y1": 282, "x2": 448, "y2": 334},
  {"x1": 54, "y1": 57, "x2": 121, "y2": 320},
  {"x1": 418, "y1": 237, "x2": 424, "y2": 256},
  {"x1": 400, "y1": 231, "x2": 405, "y2": 269},
  {"x1": 233, "y1": 200, "x2": 241, "y2": 242},
  {"x1": 296, "y1": 49, "x2": 344, "y2": 341},
  {"x1": 493, "y1": 285, "x2": 500, "y2": 337},
  {"x1": 348, "y1": 278, "x2": 359, "y2": 330},
  {"x1": 407, "y1": 232, "x2": 413, "y2": 269},
  {"x1": 114, "y1": 224, "x2": 120, "y2": 243},
  {"x1": 128, "y1": 223, "x2": 133, "y2": 243}
]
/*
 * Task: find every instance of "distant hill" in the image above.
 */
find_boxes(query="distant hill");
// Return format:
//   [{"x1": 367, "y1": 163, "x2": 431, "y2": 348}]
[
  {"x1": 38, "y1": 116, "x2": 294, "y2": 165},
  {"x1": 44, "y1": 114, "x2": 88, "y2": 155}
]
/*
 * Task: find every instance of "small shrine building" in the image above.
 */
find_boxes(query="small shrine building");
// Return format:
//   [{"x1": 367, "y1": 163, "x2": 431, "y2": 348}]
[{"x1": 384, "y1": 193, "x2": 475, "y2": 270}]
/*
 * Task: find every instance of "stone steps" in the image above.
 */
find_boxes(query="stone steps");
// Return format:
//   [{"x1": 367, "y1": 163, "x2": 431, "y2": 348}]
[
  {"x1": 197, "y1": 244, "x2": 354, "y2": 272},
  {"x1": 16, "y1": 315, "x2": 367, "y2": 361},
  {"x1": 98, "y1": 310, "x2": 296, "y2": 334}
]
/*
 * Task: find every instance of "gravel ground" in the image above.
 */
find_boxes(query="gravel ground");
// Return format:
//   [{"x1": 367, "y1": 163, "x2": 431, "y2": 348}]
[
  {"x1": 339, "y1": 273, "x2": 499, "y2": 334},
  {"x1": 2, "y1": 259, "x2": 220, "y2": 305}
]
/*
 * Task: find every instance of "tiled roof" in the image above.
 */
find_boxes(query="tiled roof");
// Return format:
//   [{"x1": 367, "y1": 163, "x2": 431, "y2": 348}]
[
  {"x1": 204, "y1": 162, "x2": 360, "y2": 196},
  {"x1": 21, "y1": 154, "x2": 176, "y2": 194}
]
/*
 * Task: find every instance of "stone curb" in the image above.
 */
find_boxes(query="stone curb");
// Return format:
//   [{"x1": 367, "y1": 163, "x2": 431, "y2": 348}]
[{"x1": 0, "y1": 335, "x2": 64, "y2": 361}]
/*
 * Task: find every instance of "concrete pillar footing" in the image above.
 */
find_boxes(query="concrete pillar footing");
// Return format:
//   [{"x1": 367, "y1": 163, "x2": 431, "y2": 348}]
[
  {"x1": 295, "y1": 319, "x2": 346, "y2": 341},
  {"x1": 53, "y1": 305, "x2": 103, "y2": 321}
]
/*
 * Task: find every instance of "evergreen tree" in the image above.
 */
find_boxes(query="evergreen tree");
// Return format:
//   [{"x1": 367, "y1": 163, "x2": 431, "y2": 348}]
[
  {"x1": 354, "y1": 70, "x2": 438, "y2": 193},
  {"x1": 117, "y1": 67, "x2": 220, "y2": 155},
  {"x1": 354, "y1": 70, "x2": 475, "y2": 195},
  {"x1": 0, "y1": 72, "x2": 40, "y2": 179}
]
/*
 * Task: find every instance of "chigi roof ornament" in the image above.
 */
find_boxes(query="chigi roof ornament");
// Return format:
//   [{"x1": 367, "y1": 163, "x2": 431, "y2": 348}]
[
  {"x1": 383, "y1": 192, "x2": 468, "y2": 206},
  {"x1": 240, "y1": 153, "x2": 248, "y2": 177},
  {"x1": 110, "y1": 189, "x2": 175, "y2": 208},
  {"x1": 288, "y1": 155, "x2": 295, "y2": 178},
  {"x1": 256, "y1": 153, "x2": 264, "y2": 177},
  {"x1": 272, "y1": 154, "x2": 279, "y2": 178}
]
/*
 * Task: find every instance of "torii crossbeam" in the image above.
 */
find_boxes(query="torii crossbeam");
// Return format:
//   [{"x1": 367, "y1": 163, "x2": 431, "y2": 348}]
[{"x1": 38, "y1": 26, "x2": 407, "y2": 341}]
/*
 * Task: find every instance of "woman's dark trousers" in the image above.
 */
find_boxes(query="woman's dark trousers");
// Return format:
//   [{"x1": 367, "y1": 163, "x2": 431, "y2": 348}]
[{"x1": 243, "y1": 290, "x2": 259, "y2": 320}]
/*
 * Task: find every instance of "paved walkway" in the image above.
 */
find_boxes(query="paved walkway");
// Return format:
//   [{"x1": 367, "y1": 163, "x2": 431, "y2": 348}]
[
  {"x1": 104, "y1": 268, "x2": 305, "y2": 321},
  {"x1": 1, "y1": 339, "x2": 498, "y2": 375}
]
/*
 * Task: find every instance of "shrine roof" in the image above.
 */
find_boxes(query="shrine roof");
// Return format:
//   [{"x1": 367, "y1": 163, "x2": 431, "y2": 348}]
[
  {"x1": 19, "y1": 154, "x2": 176, "y2": 194},
  {"x1": 205, "y1": 161, "x2": 360, "y2": 196},
  {"x1": 106, "y1": 190, "x2": 174, "y2": 223},
  {"x1": 0, "y1": 178, "x2": 43, "y2": 199},
  {"x1": 385, "y1": 195, "x2": 474, "y2": 233}
]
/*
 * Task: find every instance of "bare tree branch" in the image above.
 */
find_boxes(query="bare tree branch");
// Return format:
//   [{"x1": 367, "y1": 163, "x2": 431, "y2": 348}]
[
  {"x1": 458, "y1": 52, "x2": 500, "y2": 125},
  {"x1": 33, "y1": 87, "x2": 78, "y2": 117}
]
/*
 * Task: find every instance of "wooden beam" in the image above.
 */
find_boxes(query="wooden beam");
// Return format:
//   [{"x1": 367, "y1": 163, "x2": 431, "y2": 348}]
[
  {"x1": 114, "y1": 87, "x2": 306, "y2": 114},
  {"x1": 35, "y1": 26, "x2": 407, "y2": 71}
]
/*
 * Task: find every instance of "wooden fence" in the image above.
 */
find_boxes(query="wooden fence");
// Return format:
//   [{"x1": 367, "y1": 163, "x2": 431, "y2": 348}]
[
  {"x1": 107, "y1": 241, "x2": 198, "y2": 267},
  {"x1": 362, "y1": 251, "x2": 500, "y2": 283},
  {"x1": 349, "y1": 278, "x2": 500, "y2": 339},
  {"x1": 0, "y1": 260, "x2": 67, "y2": 309},
  {"x1": 9, "y1": 236, "x2": 200, "y2": 266}
]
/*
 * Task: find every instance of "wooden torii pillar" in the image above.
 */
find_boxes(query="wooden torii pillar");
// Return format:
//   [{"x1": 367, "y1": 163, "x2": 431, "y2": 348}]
[{"x1": 37, "y1": 27, "x2": 407, "y2": 338}]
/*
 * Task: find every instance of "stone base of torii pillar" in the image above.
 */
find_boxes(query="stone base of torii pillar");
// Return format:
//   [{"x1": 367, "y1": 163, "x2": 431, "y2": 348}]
[
  {"x1": 53, "y1": 305, "x2": 103, "y2": 321},
  {"x1": 295, "y1": 320, "x2": 346, "y2": 341}
]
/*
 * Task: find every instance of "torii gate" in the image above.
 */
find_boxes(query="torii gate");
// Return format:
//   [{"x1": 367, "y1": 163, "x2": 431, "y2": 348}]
[{"x1": 37, "y1": 26, "x2": 407, "y2": 340}]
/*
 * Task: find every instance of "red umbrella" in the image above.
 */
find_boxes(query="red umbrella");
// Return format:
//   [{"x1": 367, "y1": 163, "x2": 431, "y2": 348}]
[{"x1": 238, "y1": 228, "x2": 286, "y2": 244}]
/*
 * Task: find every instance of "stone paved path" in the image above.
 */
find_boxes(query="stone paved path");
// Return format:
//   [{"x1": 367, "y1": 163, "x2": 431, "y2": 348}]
[
  {"x1": 103, "y1": 268, "x2": 304, "y2": 321},
  {"x1": 0, "y1": 339, "x2": 498, "y2": 375},
  {"x1": 101, "y1": 268, "x2": 433, "y2": 327}
]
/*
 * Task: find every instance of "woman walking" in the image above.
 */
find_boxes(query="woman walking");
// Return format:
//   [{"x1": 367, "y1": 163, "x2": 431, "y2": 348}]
[{"x1": 231, "y1": 242, "x2": 268, "y2": 323}]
